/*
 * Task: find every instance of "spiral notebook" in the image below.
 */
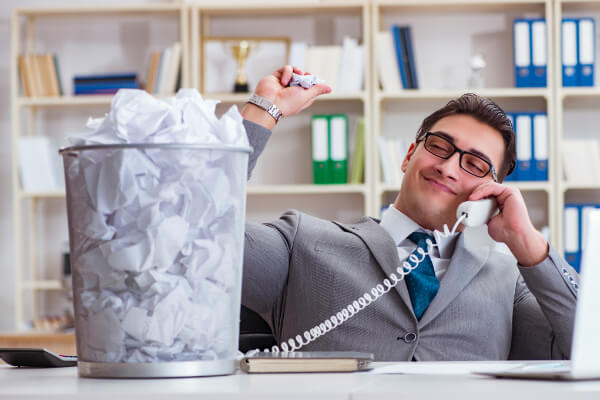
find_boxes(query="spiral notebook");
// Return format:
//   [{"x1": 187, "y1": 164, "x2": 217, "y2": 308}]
[{"x1": 240, "y1": 351, "x2": 374, "y2": 373}]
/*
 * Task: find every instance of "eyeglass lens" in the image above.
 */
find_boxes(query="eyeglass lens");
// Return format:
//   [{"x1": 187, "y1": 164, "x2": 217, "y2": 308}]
[{"x1": 425, "y1": 135, "x2": 490, "y2": 177}]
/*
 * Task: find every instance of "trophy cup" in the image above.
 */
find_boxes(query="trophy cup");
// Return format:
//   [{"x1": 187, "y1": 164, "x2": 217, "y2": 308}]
[
  {"x1": 201, "y1": 36, "x2": 290, "y2": 93},
  {"x1": 231, "y1": 40, "x2": 251, "y2": 93}
]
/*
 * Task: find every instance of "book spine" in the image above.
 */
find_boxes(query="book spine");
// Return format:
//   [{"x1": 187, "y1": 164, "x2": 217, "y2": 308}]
[
  {"x1": 402, "y1": 26, "x2": 418, "y2": 89},
  {"x1": 74, "y1": 81, "x2": 139, "y2": 91},
  {"x1": 391, "y1": 26, "x2": 409, "y2": 89},
  {"x1": 74, "y1": 73, "x2": 137, "y2": 82},
  {"x1": 18, "y1": 55, "x2": 34, "y2": 97},
  {"x1": 52, "y1": 54, "x2": 63, "y2": 96}
]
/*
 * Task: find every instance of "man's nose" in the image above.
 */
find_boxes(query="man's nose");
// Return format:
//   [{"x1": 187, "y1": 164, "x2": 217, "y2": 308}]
[{"x1": 435, "y1": 152, "x2": 461, "y2": 180}]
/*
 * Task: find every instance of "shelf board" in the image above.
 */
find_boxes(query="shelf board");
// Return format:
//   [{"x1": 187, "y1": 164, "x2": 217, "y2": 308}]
[
  {"x1": 18, "y1": 91, "x2": 366, "y2": 108},
  {"x1": 205, "y1": 92, "x2": 366, "y2": 104},
  {"x1": 15, "y1": 4, "x2": 182, "y2": 17},
  {"x1": 21, "y1": 280, "x2": 64, "y2": 291},
  {"x1": 506, "y1": 181, "x2": 552, "y2": 192},
  {"x1": 19, "y1": 186, "x2": 367, "y2": 198},
  {"x1": 247, "y1": 184, "x2": 367, "y2": 195},
  {"x1": 560, "y1": 87, "x2": 600, "y2": 99},
  {"x1": 19, "y1": 190, "x2": 66, "y2": 199},
  {"x1": 377, "y1": 88, "x2": 549, "y2": 101},
  {"x1": 375, "y1": 0, "x2": 546, "y2": 13},
  {"x1": 561, "y1": 182, "x2": 600, "y2": 191},
  {"x1": 377, "y1": 183, "x2": 402, "y2": 194},
  {"x1": 198, "y1": 1, "x2": 367, "y2": 15},
  {"x1": 18, "y1": 95, "x2": 114, "y2": 107},
  {"x1": 376, "y1": 181, "x2": 551, "y2": 194}
]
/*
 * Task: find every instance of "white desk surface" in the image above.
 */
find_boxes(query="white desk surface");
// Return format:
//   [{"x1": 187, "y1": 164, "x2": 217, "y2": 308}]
[{"x1": 2, "y1": 361, "x2": 600, "y2": 400}]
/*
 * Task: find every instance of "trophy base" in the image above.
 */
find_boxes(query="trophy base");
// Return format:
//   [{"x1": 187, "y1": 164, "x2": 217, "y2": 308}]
[{"x1": 234, "y1": 83, "x2": 249, "y2": 93}]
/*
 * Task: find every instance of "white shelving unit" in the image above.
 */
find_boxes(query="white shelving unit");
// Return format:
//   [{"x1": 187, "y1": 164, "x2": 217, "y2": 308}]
[
  {"x1": 554, "y1": 0, "x2": 600, "y2": 255},
  {"x1": 371, "y1": 0, "x2": 557, "y2": 245},
  {"x1": 190, "y1": 1, "x2": 373, "y2": 219},
  {"x1": 9, "y1": 0, "x2": 589, "y2": 331},
  {"x1": 10, "y1": 3, "x2": 190, "y2": 330}
]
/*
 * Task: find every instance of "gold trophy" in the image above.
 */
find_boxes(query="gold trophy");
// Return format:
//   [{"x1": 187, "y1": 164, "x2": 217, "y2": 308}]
[
  {"x1": 231, "y1": 40, "x2": 251, "y2": 93},
  {"x1": 201, "y1": 37, "x2": 291, "y2": 93}
]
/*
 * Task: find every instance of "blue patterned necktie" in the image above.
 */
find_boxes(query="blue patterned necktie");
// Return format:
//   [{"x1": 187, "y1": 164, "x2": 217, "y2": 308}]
[{"x1": 405, "y1": 232, "x2": 440, "y2": 320}]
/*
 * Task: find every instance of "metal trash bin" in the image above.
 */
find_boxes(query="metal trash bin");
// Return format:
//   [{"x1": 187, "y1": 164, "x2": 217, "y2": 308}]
[{"x1": 60, "y1": 143, "x2": 251, "y2": 378}]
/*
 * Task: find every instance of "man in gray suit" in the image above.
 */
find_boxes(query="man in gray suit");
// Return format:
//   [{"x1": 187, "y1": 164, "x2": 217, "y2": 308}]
[{"x1": 238, "y1": 66, "x2": 578, "y2": 361}]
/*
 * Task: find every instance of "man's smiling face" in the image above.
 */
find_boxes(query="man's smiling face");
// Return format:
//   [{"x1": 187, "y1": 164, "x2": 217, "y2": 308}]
[{"x1": 394, "y1": 114, "x2": 505, "y2": 231}]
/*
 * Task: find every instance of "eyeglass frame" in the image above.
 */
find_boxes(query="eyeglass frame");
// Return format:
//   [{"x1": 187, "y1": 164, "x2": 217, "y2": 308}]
[{"x1": 418, "y1": 132, "x2": 498, "y2": 182}]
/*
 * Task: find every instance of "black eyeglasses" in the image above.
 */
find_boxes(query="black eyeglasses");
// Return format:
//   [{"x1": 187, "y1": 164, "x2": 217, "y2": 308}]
[{"x1": 421, "y1": 132, "x2": 498, "y2": 182}]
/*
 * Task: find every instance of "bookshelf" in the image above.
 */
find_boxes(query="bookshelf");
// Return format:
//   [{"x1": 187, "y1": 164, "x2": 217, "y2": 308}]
[
  {"x1": 554, "y1": 0, "x2": 600, "y2": 260},
  {"x1": 10, "y1": 4, "x2": 190, "y2": 330},
  {"x1": 190, "y1": 1, "x2": 373, "y2": 220},
  {"x1": 371, "y1": 0, "x2": 557, "y2": 247},
  {"x1": 8, "y1": 0, "x2": 591, "y2": 332}
]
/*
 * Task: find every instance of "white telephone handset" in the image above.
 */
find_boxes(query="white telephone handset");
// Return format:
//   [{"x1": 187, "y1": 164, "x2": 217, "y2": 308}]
[
  {"x1": 255, "y1": 199, "x2": 499, "y2": 354},
  {"x1": 456, "y1": 198, "x2": 499, "y2": 227}
]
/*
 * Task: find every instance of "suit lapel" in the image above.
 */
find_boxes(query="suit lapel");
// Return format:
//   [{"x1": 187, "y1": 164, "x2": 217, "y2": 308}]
[
  {"x1": 332, "y1": 218, "x2": 415, "y2": 315},
  {"x1": 418, "y1": 233, "x2": 490, "y2": 328}
]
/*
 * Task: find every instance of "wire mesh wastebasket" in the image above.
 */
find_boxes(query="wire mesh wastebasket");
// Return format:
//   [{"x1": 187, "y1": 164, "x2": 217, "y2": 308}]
[{"x1": 60, "y1": 143, "x2": 251, "y2": 378}]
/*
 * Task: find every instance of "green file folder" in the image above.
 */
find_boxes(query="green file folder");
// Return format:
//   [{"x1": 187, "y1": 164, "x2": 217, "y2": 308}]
[
  {"x1": 329, "y1": 114, "x2": 348, "y2": 184},
  {"x1": 311, "y1": 115, "x2": 331, "y2": 184}
]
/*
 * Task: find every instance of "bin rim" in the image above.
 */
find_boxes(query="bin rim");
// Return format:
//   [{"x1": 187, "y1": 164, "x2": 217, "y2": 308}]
[{"x1": 59, "y1": 142, "x2": 253, "y2": 155}]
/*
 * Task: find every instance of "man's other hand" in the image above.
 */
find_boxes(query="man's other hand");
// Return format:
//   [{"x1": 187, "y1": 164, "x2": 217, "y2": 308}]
[{"x1": 242, "y1": 65, "x2": 332, "y2": 130}]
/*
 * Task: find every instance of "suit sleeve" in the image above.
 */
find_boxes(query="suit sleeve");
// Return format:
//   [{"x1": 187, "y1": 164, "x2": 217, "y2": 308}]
[
  {"x1": 509, "y1": 245, "x2": 578, "y2": 360},
  {"x1": 241, "y1": 119, "x2": 298, "y2": 331},
  {"x1": 243, "y1": 119, "x2": 272, "y2": 179}
]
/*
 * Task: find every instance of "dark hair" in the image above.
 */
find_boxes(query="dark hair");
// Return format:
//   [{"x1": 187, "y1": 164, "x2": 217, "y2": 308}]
[{"x1": 415, "y1": 93, "x2": 516, "y2": 181}]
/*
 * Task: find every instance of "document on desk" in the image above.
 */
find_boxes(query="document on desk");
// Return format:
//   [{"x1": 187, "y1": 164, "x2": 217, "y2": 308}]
[{"x1": 370, "y1": 361, "x2": 525, "y2": 375}]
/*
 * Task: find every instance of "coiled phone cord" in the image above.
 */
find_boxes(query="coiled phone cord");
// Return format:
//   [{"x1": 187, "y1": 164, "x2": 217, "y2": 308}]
[{"x1": 254, "y1": 214, "x2": 468, "y2": 354}]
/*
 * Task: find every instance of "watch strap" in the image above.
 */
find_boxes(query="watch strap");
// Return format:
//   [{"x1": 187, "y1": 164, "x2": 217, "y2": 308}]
[{"x1": 248, "y1": 93, "x2": 282, "y2": 122}]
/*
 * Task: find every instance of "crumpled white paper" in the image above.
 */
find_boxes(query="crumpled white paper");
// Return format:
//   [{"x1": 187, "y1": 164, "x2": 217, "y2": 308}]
[
  {"x1": 288, "y1": 72, "x2": 324, "y2": 89},
  {"x1": 64, "y1": 88, "x2": 248, "y2": 363}
]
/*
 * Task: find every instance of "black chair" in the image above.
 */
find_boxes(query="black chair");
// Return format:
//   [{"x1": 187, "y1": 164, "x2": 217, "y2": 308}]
[{"x1": 239, "y1": 305, "x2": 276, "y2": 353}]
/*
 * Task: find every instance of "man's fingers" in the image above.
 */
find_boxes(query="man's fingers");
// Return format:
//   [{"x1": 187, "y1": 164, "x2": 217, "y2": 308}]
[
  {"x1": 468, "y1": 182, "x2": 500, "y2": 201},
  {"x1": 306, "y1": 83, "x2": 332, "y2": 97},
  {"x1": 280, "y1": 65, "x2": 294, "y2": 86}
]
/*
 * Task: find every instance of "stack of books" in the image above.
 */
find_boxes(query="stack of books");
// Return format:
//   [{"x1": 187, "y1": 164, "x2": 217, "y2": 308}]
[
  {"x1": 73, "y1": 72, "x2": 139, "y2": 95},
  {"x1": 145, "y1": 42, "x2": 182, "y2": 95},
  {"x1": 18, "y1": 53, "x2": 62, "y2": 97},
  {"x1": 375, "y1": 26, "x2": 419, "y2": 91},
  {"x1": 302, "y1": 37, "x2": 364, "y2": 93}
]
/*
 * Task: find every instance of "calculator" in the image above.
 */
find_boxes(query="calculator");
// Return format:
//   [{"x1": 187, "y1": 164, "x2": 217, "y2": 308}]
[{"x1": 0, "y1": 348, "x2": 77, "y2": 367}]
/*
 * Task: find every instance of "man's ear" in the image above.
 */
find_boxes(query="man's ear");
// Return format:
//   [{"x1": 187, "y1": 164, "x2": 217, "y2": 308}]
[{"x1": 401, "y1": 142, "x2": 417, "y2": 173}]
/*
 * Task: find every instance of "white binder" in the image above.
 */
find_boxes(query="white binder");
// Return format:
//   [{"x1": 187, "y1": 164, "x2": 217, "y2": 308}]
[
  {"x1": 562, "y1": 19, "x2": 578, "y2": 86},
  {"x1": 578, "y1": 18, "x2": 595, "y2": 86},
  {"x1": 514, "y1": 20, "x2": 531, "y2": 87},
  {"x1": 530, "y1": 19, "x2": 547, "y2": 87}
]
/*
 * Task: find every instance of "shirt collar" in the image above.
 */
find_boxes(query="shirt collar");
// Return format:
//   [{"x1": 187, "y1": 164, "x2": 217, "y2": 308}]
[{"x1": 379, "y1": 204, "x2": 459, "y2": 259}]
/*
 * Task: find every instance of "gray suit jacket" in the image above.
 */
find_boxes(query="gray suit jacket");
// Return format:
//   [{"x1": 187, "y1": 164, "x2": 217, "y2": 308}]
[{"x1": 241, "y1": 120, "x2": 579, "y2": 361}]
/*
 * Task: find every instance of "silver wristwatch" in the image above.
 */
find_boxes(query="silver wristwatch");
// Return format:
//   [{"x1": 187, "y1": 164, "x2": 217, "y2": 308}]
[{"x1": 248, "y1": 93, "x2": 283, "y2": 122}]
